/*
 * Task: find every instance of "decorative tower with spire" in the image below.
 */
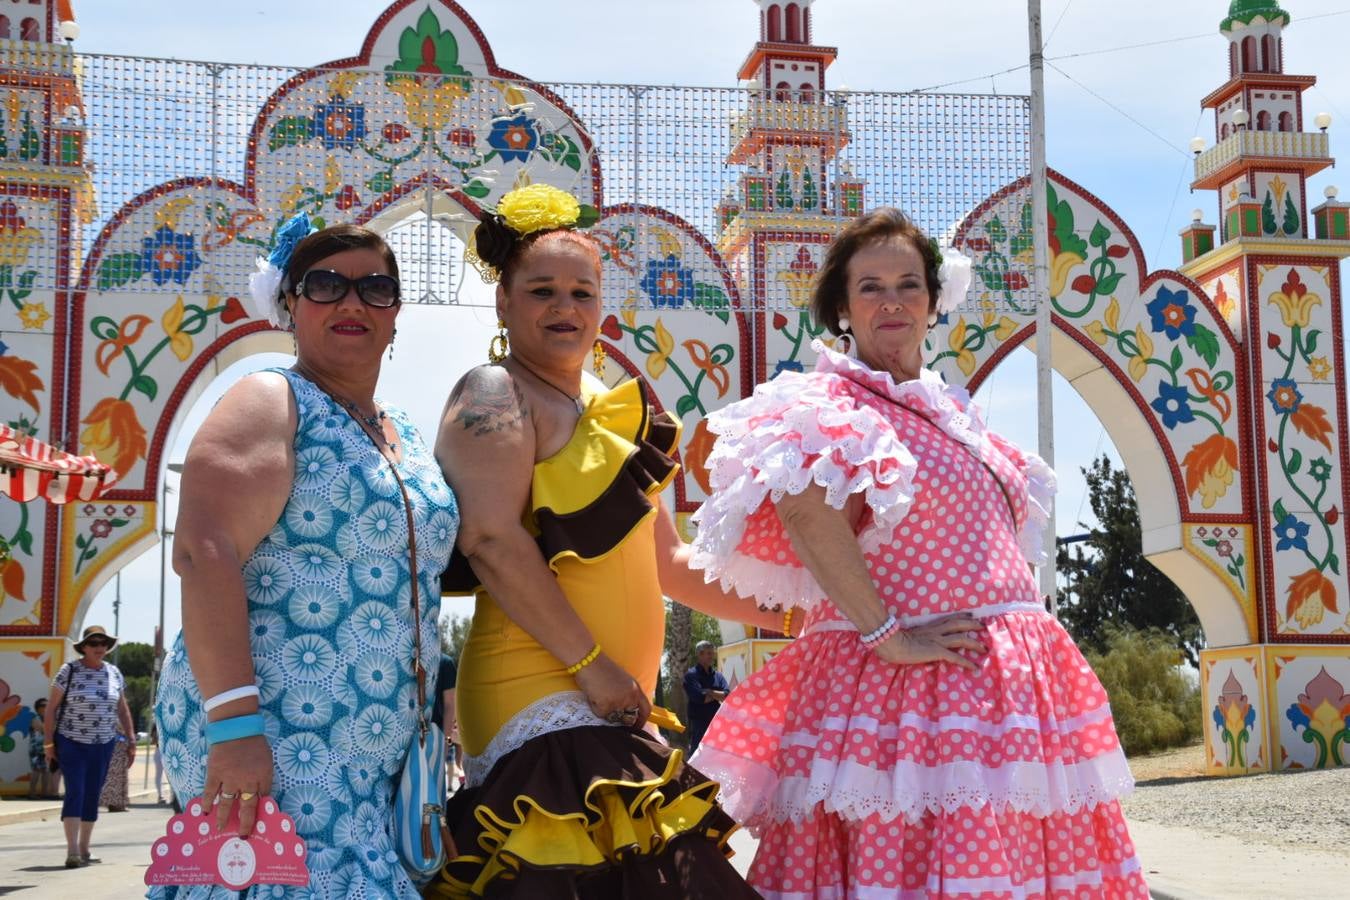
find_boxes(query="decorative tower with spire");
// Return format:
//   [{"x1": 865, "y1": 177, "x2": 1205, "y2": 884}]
[
  {"x1": 1192, "y1": 1, "x2": 1329, "y2": 240},
  {"x1": 718, "y1": 1, "x2": 858, "y2": 378},
  {"x1": 1182, "y1": 2, "x2": 1350, "y2": 776},
  {"x1": 713, "y1": 1, "x2": 864, "y2": 676}
]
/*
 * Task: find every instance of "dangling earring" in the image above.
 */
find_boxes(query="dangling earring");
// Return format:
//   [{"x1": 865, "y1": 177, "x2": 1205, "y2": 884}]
[
  {"x1": 836, "y1": 316, "x2": 857, "y2": 358},
  {"x1": 592, "y1": 339, "x2": 607, "y2": 380},
  {"x1": 388, "y1": 328, "x2": 397, "y2": 360},
  {"x1": 488, "y1": 320, "x2": 509, "y2": 363}
]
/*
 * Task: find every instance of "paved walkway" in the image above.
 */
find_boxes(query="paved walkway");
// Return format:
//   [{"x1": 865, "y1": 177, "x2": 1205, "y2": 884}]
[
  {"x1": 0, "y1": 750, "x2": 165, "y2": 827},
  {"x1": 3, "y1": 765, "x2": 1345, "y2": 899}
]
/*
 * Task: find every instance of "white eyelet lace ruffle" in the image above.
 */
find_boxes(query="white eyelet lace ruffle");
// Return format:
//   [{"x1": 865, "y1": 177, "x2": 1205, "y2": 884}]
[
  {"x1": 689, "y1": 341, "x2": 1060, "y2": 605},
  {"x1": 463, "y1": 691, "x2": 616, "y2": 787},
  {"x1": 692, "y1": 742, "x2": 1135, "y2": 833},
  {"x1": 688, "y1": 364, "x2": 919, "y2": 611}
]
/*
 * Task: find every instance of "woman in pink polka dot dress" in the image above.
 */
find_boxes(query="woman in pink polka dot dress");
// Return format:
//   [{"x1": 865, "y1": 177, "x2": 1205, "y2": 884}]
[{"x1": 688, "y1": 209, "x2": 1147, "y2": 899}]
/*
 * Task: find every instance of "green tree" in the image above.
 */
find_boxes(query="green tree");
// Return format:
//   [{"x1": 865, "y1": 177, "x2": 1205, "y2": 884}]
[
  {"x1": 1056, "y1": 455, "x2": 1204, "y2": 664},
  {"x1": 1083, "y1": 626, "x2": 1201, "y2": 755},
  {"x1": 776, "y1": 171, "x2": 794, "y2": 210},
  {"x1": 114, "y1": 641, "x2": 154, "y2": 679},
  {"x1": 439, "y1": 614, "x2": 472, "y2": 662},
  {"x1": 124, "y1": 675, "x2": 152, "y2": 732}
]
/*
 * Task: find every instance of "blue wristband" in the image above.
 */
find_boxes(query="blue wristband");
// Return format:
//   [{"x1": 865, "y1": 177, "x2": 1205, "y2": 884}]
[{"x1": 205, "y1": 713, "x2": 265, "y2": 747}]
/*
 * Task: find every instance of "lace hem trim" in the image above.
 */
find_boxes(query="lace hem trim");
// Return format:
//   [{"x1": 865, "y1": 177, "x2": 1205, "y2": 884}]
[
  {"x1": 464, "y1": 691, "x2": 614, "y2": 787},
  {"x1": 693, "y1": 745, "x2": 1135, "y2": 829}
]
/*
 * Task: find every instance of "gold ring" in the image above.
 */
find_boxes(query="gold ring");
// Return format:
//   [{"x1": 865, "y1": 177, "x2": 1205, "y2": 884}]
[{"x1": 239, "y1": 792, "x2": 257, "y2": 801}]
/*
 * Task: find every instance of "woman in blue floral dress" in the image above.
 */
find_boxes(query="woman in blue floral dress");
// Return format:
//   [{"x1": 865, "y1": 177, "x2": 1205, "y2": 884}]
[{"x1": 150, "y1": 220, "x2": 458, "y2": 898}]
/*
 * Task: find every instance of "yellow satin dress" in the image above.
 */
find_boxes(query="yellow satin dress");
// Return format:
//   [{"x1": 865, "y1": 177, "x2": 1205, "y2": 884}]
[
  {"x1": 433, "y1": 378, "x2": 754, "y2": 899},
  {"x1": 453, "y1": 377, "x2": 674, "y2": 758}
]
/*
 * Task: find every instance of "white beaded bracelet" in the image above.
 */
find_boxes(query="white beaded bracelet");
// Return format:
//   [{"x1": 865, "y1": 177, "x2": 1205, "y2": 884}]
[
  {"x1": 859, "y1": 613, "x2": 900, "y2": 647},
  {"x1": 202, "y1": 684, "x2": 261, "y2": 713}
]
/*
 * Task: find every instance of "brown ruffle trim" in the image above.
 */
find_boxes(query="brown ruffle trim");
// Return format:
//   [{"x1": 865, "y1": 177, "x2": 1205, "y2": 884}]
[
  {"x1": 430, "y1": 726, "x2": 760, "y2": 899},
  {"x1": 441, "y1": 397, "x2": 681, "y2": 596}
]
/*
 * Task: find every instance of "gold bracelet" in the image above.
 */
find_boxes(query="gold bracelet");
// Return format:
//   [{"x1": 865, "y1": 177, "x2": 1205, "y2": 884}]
[
  {"x1": 43, "y1": 742, "x2": 55, "y2": 749},
  {"x1": 782, "y1": 608, "x2": 795, "y2": 638},
  {"x1": 565, "y1": 643, "x2": 602, "y2": 675}
]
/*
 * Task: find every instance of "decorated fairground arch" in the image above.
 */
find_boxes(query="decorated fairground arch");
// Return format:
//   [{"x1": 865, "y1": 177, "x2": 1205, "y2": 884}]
[{"x1": 1, "y1": 0, "x2": 1348, "y2": 793}]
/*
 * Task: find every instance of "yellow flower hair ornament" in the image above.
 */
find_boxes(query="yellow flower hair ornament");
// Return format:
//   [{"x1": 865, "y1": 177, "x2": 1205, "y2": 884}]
[{"x1": 467, "y1": 184, "x2": 600, "y2": 284}]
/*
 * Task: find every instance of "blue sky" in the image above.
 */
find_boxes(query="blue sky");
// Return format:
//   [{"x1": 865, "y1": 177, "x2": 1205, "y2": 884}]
[{"x1": 73, "y1": 0, "x2": 1350, "y2": 646}]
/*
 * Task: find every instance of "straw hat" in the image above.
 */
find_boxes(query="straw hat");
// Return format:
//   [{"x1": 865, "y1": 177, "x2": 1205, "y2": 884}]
[{"x1": 73, "y1": 624, "x2": 118, "y2": 653}]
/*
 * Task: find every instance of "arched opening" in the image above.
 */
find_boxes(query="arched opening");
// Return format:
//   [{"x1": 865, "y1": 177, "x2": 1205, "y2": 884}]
[
  {"x1": 1262, "y1": 35, "x2": 1278, "y2": 72},
  {"x1": 786, "y1": 3, "x2": 801, "y2": 42},
  {"x1": 19, "y1": 17, "x2": 39, "y2": 41},
  {"x1": 803, "y1": 7, "x2": 811, "y2": 42},
  {"x1": 1278, "y1": 110, "x2": 1293, "y2": 132},
  {"x1": 766, "y1": 4, "x2": 782, "y2": 42},
  {"x1": 1256, "y1": 110, "x2": 1271, "y2": 131},
  {"x1": 1241, "y1": 36, "x2": 1257, "y2": 72},
  {"x1": 1221, "y1": 122, "x2": 1231, "y2": 140},
  {"x1": 799, "y1": 82, "x2": 814, "y2": 103},
  {"x1": 775, "y1": 81, "x2": 791, "y2": 101}
]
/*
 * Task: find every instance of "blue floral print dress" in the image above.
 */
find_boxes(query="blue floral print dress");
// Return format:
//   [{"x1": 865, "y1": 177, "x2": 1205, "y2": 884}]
[{"x1": 150, "y1": 370, "x2": 458, "y2": 899}]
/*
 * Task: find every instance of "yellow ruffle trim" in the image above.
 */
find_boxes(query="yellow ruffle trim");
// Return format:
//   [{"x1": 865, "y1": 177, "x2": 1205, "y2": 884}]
[{"x1": 428, "y1": 748, "x2": 733, "y2": 898}]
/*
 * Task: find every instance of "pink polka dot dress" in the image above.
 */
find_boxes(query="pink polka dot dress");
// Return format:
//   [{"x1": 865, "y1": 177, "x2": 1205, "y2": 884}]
[{"x1": 688, "y1": 342, "x2": 1147, "y2": 899}]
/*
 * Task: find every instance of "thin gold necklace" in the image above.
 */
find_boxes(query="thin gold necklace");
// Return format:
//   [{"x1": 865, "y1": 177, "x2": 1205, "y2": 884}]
[{"x1": 508, "y1": 356, "x2": 584, "y2": 414}]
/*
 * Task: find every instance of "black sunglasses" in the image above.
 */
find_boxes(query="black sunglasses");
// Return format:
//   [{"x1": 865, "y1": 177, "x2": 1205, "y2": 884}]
[
  {"x1": 83, "y1": 638, "x2": 111, "y2": 648},
  {"x1": 295, "y1": 269, "x2": 401, "y2": 309}
]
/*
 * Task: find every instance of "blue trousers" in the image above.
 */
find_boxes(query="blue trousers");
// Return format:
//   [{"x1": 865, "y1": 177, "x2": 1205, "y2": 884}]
[{"x1": 56, "y1": 734, "x2": 115, "y2": 822}]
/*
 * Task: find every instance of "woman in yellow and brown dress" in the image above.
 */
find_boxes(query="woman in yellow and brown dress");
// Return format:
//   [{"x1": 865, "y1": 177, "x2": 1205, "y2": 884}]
[{"x1": 431, "y1": 184, "x2": 776, "y2": 898}]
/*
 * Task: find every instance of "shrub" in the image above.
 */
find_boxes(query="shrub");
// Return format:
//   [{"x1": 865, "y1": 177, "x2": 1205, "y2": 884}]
[{"x1": 1083, "y1": 626, "x2": 1201, "y2": 756}]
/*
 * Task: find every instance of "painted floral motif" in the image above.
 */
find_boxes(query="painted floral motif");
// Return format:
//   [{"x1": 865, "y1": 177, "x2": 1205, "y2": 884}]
[
  {"x1": 1145, "y1": 287, "x2": 1197, "y2": 340},
  {"x1": 1082, "y1": 283, "x2": 1239, "y2": 511},
  {"x1": 641, "y1": 255, "x2": 696, "y2": 309},
  {"x1": 0, "y1": 340, "x2": 44, "y2": 416},
  {"x1": 313, "y1": 97, "x2": 366, "y2": 152},
  {"x1": 1196, "y1": 525, "x2": 1246, "y2": 591},
  {"x1": 0, "y1": 200, "x2": 41, "y2": 316},
  {"x1": 79, "y1": 399, "x2": 147, "y2": 479},
  {"x1": 265, "y1": 10, "x2": 584, "y2": 210},
  {"x1": 90, "y1": 293, "x2": 248, "y2": 408},
  {"x1": 140, "y1": 226, "x2": 204, "y2": 287},
  {"x1": 1263, "y1": 269, "x2": 1340, "y2": 630},
  {"x1": 1285, "y1": 667, "x2": 1350, "y2": 768},
  {"x1": 1212, "y1": 671, "x2": 1256, "y2": 770},
  {"x1": 965, "y1": 198, "x2": 1034, "y2": 312},
  {"x1": 934, "y1": 313, "x2": 1019, "y2": 377},
  {"x1": 1048, "y1": 184, "x2": 1129, "y2": 318},
  {"x1": 486, "y1": 114, "x2": 539, "y2": 164},
  {"x1": 71, "y1": 504, "x2": 136, "y2": 575}
]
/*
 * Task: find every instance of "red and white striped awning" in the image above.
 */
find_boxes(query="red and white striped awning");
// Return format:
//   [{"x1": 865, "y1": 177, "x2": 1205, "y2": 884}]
[{"x1": 0, "y1": 424, "x2": 119, "y2": 504}]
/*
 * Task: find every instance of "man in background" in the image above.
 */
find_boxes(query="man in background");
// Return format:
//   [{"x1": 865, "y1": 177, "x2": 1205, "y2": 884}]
[{"x1": 682, "y1": 641, "x2": 729, "y2": 754}]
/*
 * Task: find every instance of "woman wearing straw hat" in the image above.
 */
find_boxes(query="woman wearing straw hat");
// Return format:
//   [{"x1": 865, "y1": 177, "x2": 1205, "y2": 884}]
[{"x1": 43, "y1": 624, "x2": 135, "y2": 869}]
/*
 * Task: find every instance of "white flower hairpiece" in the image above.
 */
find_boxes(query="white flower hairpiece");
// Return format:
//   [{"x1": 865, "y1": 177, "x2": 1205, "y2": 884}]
[
  {"x1": 245, "y1": 212, "x2": 317, "y2": 328},
  {"x1": 246, "y1": 258, "x2": 286, "y2": 327},
  {"x1": 934, "y1": 246, "x2": 974, "y2": 315}
]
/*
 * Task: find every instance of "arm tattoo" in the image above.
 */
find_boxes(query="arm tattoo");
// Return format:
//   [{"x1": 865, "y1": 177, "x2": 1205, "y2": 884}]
[{"x1": 451, "y1": 373, "x2": 527, "y2": 436}]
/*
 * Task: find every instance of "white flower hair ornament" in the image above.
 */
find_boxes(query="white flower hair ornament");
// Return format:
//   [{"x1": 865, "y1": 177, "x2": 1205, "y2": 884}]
[
  {"x1": 934, "y1": 244, "x2": 974, "y2": 316},
  {"x1": 246, "y1": 212, "x2": 318, "y2": 327}
]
